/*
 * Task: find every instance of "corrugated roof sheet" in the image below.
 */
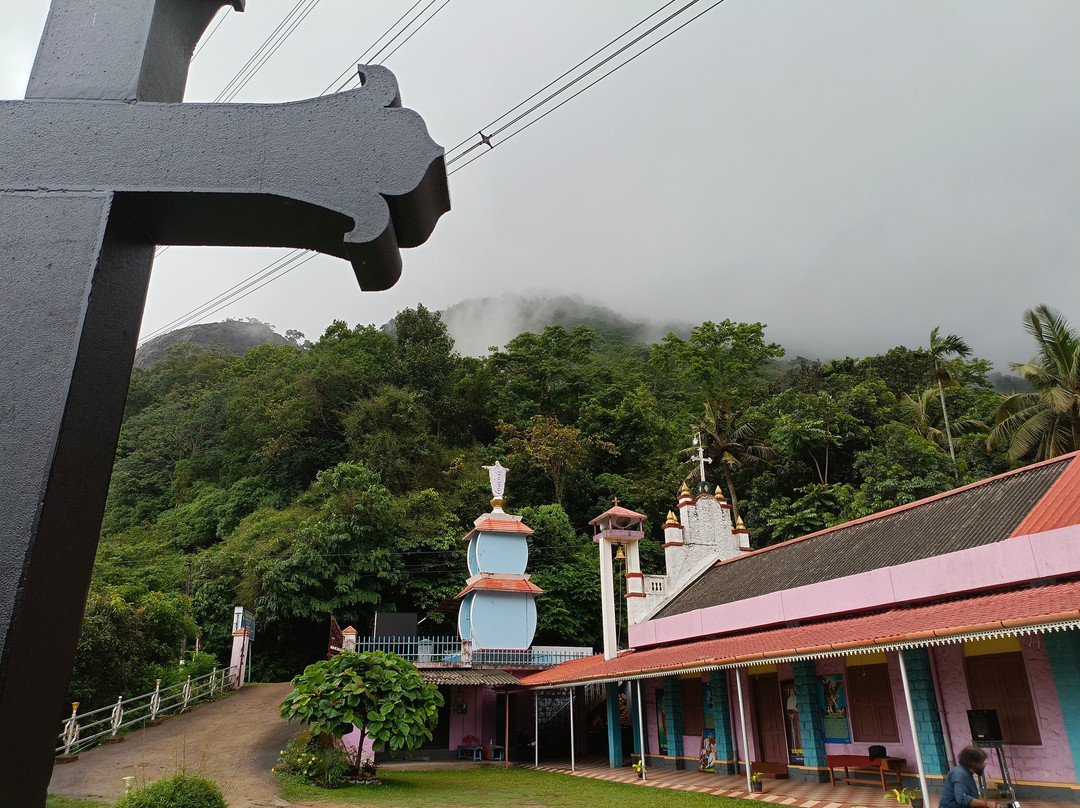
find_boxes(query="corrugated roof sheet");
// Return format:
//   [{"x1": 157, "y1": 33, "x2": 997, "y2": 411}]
[
  {"x1": 655, "y1": 455, "x2": 1074, "y2": 620},
  {"x1": 419, "y1": 668, "x2": 521, "y2": 686},
  {"x1": 520, "y1": 578, "x2": 1080, "y2": 687},
  {"x1": 589, "y1": 505, "x2": 648, "y2": 525}
]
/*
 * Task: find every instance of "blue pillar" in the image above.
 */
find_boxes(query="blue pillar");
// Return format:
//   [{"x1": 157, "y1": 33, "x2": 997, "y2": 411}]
[
  {"x1": 605, "y1": 681, "x2": 623, "y2": 768},
  {"x1": 793, "y1": 660, "x2": 827, "y2": 772},
  {"x1": 662, "y1": 675, "x2": 685, "y2": 763},
  {"x1": 706, "y1": 673, "x2": 737, "y2": 774},
  {"x1": 900, "y1": 648, "x2": 948, "y2": 775},
  {"x1": 1046, "y1": 630, "x2": 1080, "y2": 781},
  {"x1": 630, "y1": 682, "x2": 642, "y2": 756}
]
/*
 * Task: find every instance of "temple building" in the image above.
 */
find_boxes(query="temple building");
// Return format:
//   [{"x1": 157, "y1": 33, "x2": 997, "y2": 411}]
[{"x1": 521, "y1": 452, "x2": 1080, "y2": 803}]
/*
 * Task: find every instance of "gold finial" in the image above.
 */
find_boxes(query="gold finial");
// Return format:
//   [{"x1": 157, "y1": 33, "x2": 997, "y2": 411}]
[
  {"x1": 678, "y1": 481, "x2": 691, "y2": 496},
  {"x1": 613, "y1": 495, "x2": 620, "y2": 507},
  {"x1": 665, "y1": 510, "x2": 679, "y2": 525},
  {"x1": 714, "y1": 485, "x2": 724, "y2": 498},
  {"x1": 491, "y1": 497, "x2": 505, "y2": 509},
  {"x1": 735, "y1": 516, "x2": 746, "y2": 530}
]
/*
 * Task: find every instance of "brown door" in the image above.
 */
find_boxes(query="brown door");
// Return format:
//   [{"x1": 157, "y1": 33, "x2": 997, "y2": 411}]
[{"x1": 751, "y1": 674, "x2": 788, "y2": 764}]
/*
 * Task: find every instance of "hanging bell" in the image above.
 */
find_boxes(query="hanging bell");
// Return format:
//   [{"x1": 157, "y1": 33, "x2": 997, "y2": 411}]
[{"x1": 614, "y1": 544, "x2": 626, "y2": 562}]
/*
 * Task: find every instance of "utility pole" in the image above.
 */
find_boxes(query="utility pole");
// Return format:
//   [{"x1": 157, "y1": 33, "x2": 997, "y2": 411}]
[{"x1": 180, "y1": 555, "x2": 193, "y2": 665}]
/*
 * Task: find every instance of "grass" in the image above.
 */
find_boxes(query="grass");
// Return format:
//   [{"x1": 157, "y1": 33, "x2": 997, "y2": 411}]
[
  {"x1": 280, "y1": 766, "x2": 762, "y2": 808},
  {"x1": 46, "y1": 797, "x2": 106, "y2": 808}
]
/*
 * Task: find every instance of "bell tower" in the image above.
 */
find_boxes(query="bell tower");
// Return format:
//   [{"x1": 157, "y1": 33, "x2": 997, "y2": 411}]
[{"x1": 589, "y1": 501, "x2": 647, "y2": 661}]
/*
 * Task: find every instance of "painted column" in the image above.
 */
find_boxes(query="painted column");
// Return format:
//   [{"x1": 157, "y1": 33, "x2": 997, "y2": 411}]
[
  {"x1": 792, "y1": 660, "x2": 828, "y2": 777},
  {"x1": 599, "y1": 539, "x2": 617, "y2": 660},
  {"x1": 706, "y1": 674, "x2": 737, "y2": 774},
  {"x1": 1046, "y1": 630, "x2": 1080, "y2": 781},
  {"x1": 900, "y1": 648, "x2": 948, "y2": 775},
  {"x1": 630, "y1": 681, "x2": 642, "y2": 756},
  {"x1": 605, "y1": 681, "x2": 623, "y2": 767},
  {"x1": 662, "y1": 676, "x2": 685, "y2": 764}
]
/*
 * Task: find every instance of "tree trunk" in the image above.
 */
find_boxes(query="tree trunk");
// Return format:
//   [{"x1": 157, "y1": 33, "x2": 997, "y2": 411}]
[
  {"x1": 937, "y1": 380, "x2": 957, "y2": 469},
  {"x1": 723, "y1": 465, "x2": 741, "y2": 526}
]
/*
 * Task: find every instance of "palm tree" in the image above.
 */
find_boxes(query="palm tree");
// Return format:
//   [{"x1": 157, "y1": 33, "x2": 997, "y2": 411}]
[
  {"x1": 927, "y1": 327, "x2": 972, "y2": 465},
  {"x1": 988, "y1": 305, "x2": 1080, "y2": 461},
  {"x1": 692, "y1": 398, "x2": 775, "y2": 525},
  {"x1": 899, "y1": 387, "x2": 987, "y2": 454}
]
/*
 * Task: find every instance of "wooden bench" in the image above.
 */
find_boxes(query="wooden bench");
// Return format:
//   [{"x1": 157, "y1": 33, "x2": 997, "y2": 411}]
[{"x1": 826, "y1": 755, "x2": 905, "y2": 791}]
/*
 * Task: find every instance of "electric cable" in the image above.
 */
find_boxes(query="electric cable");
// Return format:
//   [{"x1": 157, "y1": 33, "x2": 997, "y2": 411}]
[
  {"x1": 320, "y1": 0, "x2": 427, "y2": 95},
  {"x1": 142, "y1": 0, "x2": 724, "y2": 342},
  {"x1": 193, "y1": 6, "x2": 233, "y2": 60}
]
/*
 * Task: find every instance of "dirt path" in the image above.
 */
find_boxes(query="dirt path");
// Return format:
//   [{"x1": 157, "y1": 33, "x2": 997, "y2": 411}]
[{"x1": 48, "y1": 682, "x2": 299, "y2": 807}]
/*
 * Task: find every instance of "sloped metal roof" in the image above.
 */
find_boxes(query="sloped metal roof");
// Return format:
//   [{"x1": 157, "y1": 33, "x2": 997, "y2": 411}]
[
  {"x1": 419, "y1": 668, "x2": 521, "y2": 686},
  {"x1": 655, "y1": 454, "x2": 1075, "y2": 619}
]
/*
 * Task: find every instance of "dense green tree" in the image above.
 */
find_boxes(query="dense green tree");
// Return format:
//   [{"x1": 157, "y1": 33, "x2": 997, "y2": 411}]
[
  {"x1": 989, "y1": 305, "x2": 1080, "y2": 461},
  {"x1": 692, "y1": 398, "x2": 774, "y2": 524}
]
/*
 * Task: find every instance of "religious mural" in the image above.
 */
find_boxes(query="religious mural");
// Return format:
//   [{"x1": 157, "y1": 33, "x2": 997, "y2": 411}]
[{"x1": 818, "y1": 674, "x2": 851, "y2": 743}]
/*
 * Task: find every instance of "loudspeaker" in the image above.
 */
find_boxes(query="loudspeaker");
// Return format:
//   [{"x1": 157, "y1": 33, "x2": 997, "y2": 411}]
[{"x1": 967, "y1": 709, "x2": 1003, "y2": 743}]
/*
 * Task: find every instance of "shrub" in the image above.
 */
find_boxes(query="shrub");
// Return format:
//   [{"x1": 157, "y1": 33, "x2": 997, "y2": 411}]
[
  {"x1": 112, "y1": 773, "x2": 226, "y2": 808},
  {"x1": 274, "y1": 732, "x2": 349, "y2": 788}
]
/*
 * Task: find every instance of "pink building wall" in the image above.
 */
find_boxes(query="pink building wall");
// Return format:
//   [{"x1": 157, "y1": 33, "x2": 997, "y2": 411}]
[
  {"x1": 931, "y1": 638, "x2": 1076, "y2": 785},
  {"x1": 449, "y1": 686, "x2": 497, "y2": 748}
]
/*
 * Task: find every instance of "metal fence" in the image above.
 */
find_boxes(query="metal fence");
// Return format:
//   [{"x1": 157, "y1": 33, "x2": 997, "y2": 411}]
[
  {"x1": 56, "y1": 666, "x2": 235, "y2": 756},
  {"x1": 354, "y1": 637, "x2": 590, "y2": 668}
]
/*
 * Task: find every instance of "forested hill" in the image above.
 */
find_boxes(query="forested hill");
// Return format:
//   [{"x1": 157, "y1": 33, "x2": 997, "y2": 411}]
[
  {"x1": 79, "y1": 303, "x2": 1076, "y2": 711},
  {"x1": 134, "y1": 318, "x2": 302, "y2": 368}
]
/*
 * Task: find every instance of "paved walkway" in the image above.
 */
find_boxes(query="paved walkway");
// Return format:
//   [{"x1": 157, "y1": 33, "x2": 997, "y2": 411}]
[{"x1": 526, "y1": 761, "x2": 1076, "y2": 808}]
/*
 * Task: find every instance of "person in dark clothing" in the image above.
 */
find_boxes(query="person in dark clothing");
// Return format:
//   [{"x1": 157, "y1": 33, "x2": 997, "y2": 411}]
[{"x1": 939, "y1": 747, "x2": 1001, "y2": 808}]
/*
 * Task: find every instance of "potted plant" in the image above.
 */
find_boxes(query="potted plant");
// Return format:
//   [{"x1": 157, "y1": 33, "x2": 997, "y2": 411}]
[
  {"x1": 886, "y1": 787, "x2": 923, "y2": 808},
  {"x1": 750, "y1": 772, "x2": 764, "y2": 792},
  {"x1": 632, "y1": 759, "x2": 645, "y2": 779}
]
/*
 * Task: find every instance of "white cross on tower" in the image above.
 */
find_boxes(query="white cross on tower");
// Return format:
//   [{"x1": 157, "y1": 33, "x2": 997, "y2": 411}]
[{"x1": 692, "y1": 432, "x2": 712, "y2": 485}]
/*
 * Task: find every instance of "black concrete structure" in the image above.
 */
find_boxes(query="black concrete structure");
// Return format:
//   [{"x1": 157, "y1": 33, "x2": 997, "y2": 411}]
[{"x1": 0, "y1": 2, "x2": 449, "y2": 803}]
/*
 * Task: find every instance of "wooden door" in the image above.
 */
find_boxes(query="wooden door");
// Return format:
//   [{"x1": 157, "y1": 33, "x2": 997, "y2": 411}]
[{"x1": 751, "y1": 674, "x2": 788, "y2": 764}]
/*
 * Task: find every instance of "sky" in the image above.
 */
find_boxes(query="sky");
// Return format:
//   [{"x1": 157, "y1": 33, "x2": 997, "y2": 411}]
[{"x1": 3, "y1": 1, "x2": 1078, "y2": 367}]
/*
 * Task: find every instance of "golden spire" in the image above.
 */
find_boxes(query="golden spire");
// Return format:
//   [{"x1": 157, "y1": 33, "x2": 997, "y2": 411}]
[
  {"x1": 735, "y1": 516, "x2": 746, "y2": 530},
  {"x1": 678, "y1": 481, "x2": 691, "y2": 496},
  {"x1": 714, "y1": 485, "x2": 724, "y2": 498},
  {"x1": 665, "y1": 510, "x2": 679, "y2": 525}
]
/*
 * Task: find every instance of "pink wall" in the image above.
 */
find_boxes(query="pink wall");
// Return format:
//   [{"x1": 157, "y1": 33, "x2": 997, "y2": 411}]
[
  {"x1": 931, "y1": 639, "x2": 1076, "y2": 784},
  {"x1": 629, "y1": 525, "x2": 1080, "y2": 649},
  {"x1": 449, "y1": 686, "x2": 497, "y2": 748}
]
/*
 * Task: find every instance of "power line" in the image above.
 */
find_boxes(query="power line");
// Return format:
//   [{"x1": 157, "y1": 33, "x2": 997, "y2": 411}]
[
  {"x1": 143, "y1": 0, "x2": 724, "y2": 341},
  {"x1": 447, "y1": 0, "x2": 729, "y2": 175},
  {"x1": 320, "y1": 0, "x2": 427, "y2": 95},
  {"x1": 193, "y1": 6, "x2": 233, "y2": 60}
]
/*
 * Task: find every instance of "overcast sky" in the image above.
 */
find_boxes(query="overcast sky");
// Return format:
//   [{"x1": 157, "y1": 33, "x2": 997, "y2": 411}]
[{"x1": 3, "y1": 1, "x2": 1078, "y2": 367}]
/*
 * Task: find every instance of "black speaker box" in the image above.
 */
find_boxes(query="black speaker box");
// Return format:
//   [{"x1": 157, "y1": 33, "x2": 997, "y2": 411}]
[{"x1": 967, "y1": 709, "x2": 1003, "y2": 743}]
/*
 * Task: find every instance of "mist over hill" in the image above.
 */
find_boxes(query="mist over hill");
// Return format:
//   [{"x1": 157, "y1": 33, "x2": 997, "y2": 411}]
[{"x1": 134, "y1": 319, "x2": 302, "y2": 368}]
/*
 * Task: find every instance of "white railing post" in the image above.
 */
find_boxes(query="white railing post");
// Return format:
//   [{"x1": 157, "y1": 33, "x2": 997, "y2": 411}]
[
  {"x1": 110, "y1": 696, "x2": 124, "y2": 736},
  {"x1": 182, "y1": 676, "x2": 192, "y2": 710},
  {"x1": 210, "y1": 667, "x2": 217, "y2": 696},
  {"x1": 150, "y1": 679, "x2": 162, "y2": 720},
  {"x1": 62, "y1": 702, "x2": 80, "y2": 754}
]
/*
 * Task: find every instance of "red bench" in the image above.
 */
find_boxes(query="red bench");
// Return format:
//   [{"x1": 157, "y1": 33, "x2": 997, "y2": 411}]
[{"x1": 826, "y1": 755, "x2": 905, "y2": 791}]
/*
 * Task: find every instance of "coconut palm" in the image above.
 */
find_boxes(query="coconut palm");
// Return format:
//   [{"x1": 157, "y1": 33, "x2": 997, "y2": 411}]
[
  {"x1": 899, "y1": 387, "x2": 987, "y2": 457},
  {"x1": 927, "y1": 327, "x2": 972, "y2": 465},
  {"x1": 988, "y1": 305, "x2": 1080, "y2": 461},
  {"x1": 692, "y1": 398, "x2": 775, "y2": 525}
]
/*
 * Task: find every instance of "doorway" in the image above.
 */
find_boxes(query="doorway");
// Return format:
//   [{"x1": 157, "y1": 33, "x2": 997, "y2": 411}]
[{"x1": 751, "y1": 674, "x2": 788, "y2": 764}]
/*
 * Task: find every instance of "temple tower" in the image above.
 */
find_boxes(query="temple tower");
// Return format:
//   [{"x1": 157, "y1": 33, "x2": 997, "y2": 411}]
[{"x1": 456, "y1": 462, "x2": 543, "y2": 652}]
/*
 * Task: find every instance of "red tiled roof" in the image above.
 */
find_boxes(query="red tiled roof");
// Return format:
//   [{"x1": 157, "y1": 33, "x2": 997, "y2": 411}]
[
  {"x1": 519, "y1": 578, "x2": 1080, "y2": 687},
  {"x1": 455, "y1": 577, "x2": 544, "y2": 598},
  {"x1": 589, "y1": 505, "x2": 648, "y2": 525},
  {"x1": 464, "y1": 518, "x2": 534, "y2": 538},
  {"x1": 1012, "y1": 451, "x2": 1080, "y2": 536}
]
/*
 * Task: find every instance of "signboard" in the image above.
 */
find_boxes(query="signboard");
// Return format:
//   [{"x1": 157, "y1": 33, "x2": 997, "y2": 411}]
[
  {"x1": 818, "y1": 674, "x2": 851, "y2": 743},
  {"x1": 233, "y1": 606, "x2": 255, "y2": 639}
]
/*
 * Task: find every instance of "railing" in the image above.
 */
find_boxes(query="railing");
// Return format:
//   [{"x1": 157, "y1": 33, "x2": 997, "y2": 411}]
[
  {"x1": 356, "y1": 637, "x2": 591, "y2": 669},
  {"x1": 56, "y1": 666, "x2": 234, "y2": 756},
  {"x1": 357, "y1": 636, "x2": 462, "y2": 661},
  {"x1": 472, "y1": 648, "x2": 591, "y2": 668}
]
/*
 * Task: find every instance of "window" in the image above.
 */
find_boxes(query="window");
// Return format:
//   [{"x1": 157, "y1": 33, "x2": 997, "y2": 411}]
[
  {"x1": 847, "y1": 663, "x2": 899, "y2": 743},
  {"x1": 965, "y1": 652, "x2": 1041, "y2": 745}
]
